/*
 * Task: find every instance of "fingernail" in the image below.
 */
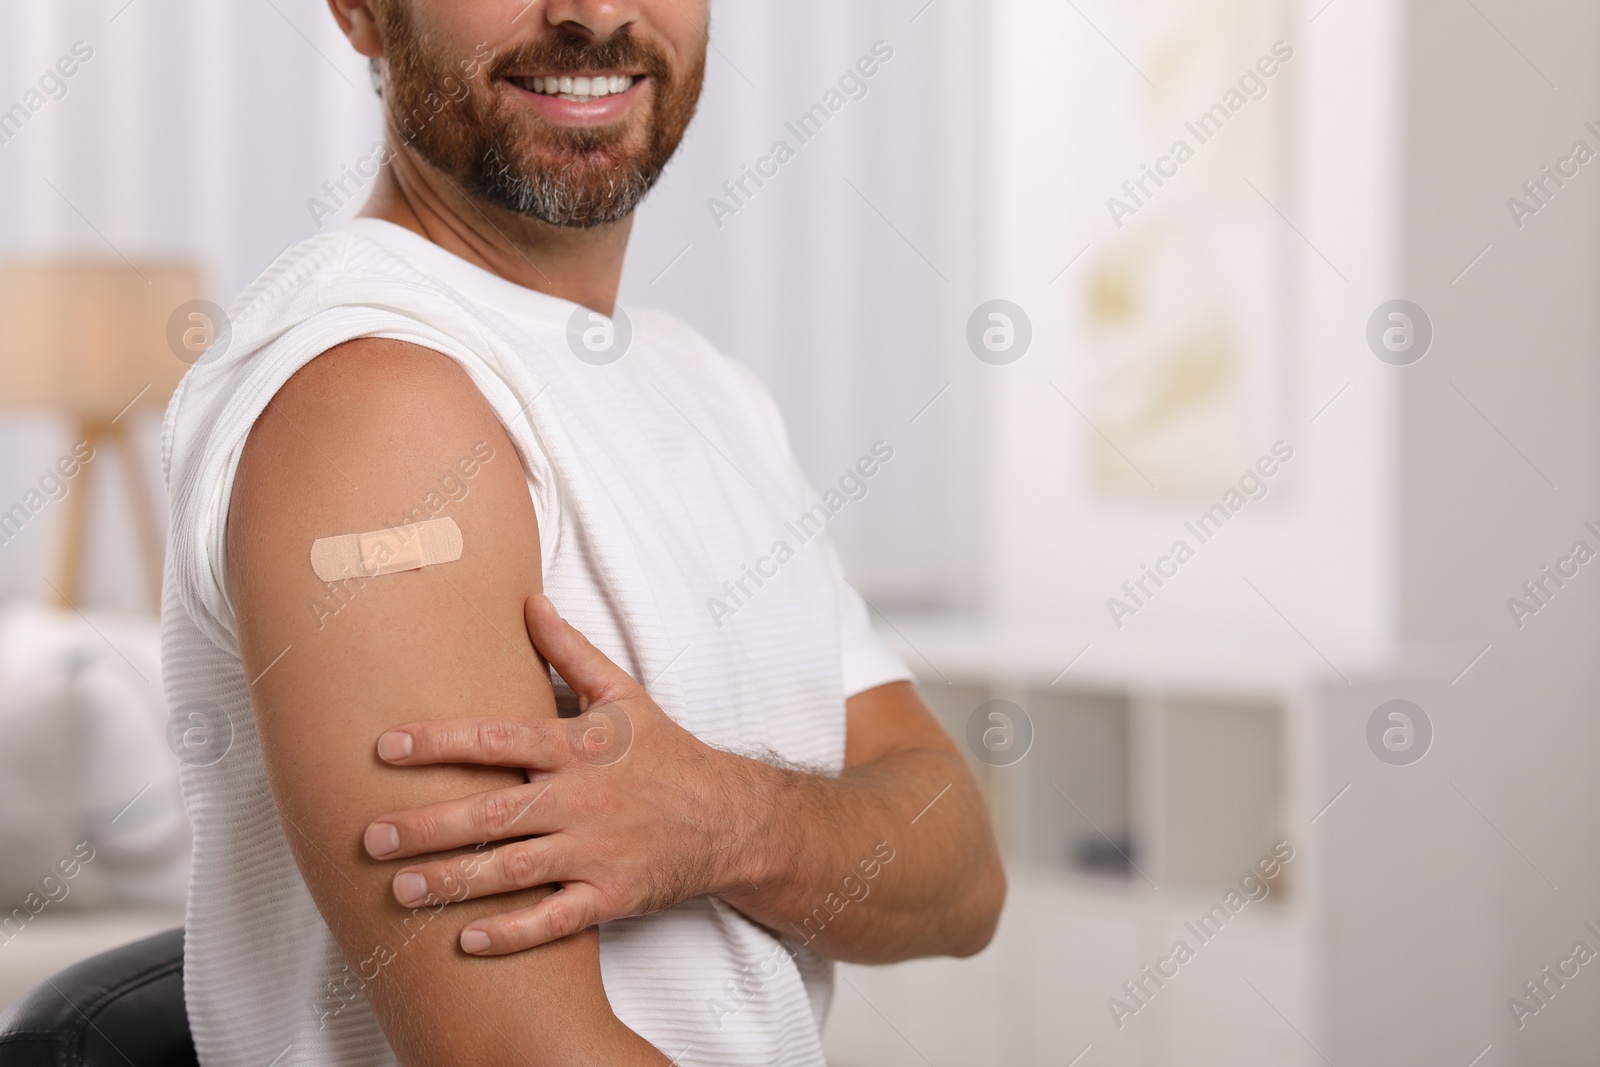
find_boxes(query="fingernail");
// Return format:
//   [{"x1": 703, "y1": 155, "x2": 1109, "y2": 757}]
[
  {"x1": 461, "y1": 929, "x2": 491, "y2": 954},
  {"x1": 377, "y1": 731, "x2": 414, "y2": 761},
  {"x1": 364, "y1": 823, "x2": 400, "y2": 858},
  {"x1": 393, "y1": 871, "x2": 427, "y2": 906}
]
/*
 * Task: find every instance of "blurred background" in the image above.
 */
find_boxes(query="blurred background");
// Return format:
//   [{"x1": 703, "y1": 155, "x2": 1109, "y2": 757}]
[{"x1": 1, "y1": 0, "x2": 1597, "y2": 1063}]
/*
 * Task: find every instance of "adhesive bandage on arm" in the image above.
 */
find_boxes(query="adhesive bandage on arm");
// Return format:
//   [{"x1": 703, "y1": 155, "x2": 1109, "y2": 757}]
[{"x1": 310, "y1": 517, "x2": 464, "y2": 582}]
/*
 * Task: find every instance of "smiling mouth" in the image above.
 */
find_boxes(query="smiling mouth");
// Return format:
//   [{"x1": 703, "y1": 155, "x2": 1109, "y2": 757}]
[{"x1": 507, "y1": 74, "x2": 640, "y2": 103}]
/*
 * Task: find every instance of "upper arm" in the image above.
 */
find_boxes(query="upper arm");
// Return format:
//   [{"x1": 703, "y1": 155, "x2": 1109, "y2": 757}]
[{"x1": 227, "y1": 339, "x2": 626, "y2": 1065}]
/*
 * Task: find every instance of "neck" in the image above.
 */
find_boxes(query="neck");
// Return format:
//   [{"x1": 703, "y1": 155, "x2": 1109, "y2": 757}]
[{"x1": 358, "y1": 133, "x2": 632, "y2": 315}]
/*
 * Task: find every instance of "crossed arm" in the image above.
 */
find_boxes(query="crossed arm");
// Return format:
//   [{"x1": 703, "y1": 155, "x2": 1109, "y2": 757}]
[
  {"x1": 367, "y1": 611, "x2": 1006, "y2": 965},
  {"x1": 228, "y1": 339, "x2": 1004, "y2": 1064}
]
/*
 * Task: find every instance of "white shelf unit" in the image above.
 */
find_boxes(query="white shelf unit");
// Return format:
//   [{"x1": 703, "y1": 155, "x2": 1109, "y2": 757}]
[{"x1": 824, "y1": 619, "x2": 1341, "y2": 1067}]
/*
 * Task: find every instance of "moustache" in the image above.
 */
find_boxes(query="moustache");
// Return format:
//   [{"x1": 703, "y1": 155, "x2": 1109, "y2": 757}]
[{"x1": 488, "y1": 27, "x2": 671, "y2": 82}]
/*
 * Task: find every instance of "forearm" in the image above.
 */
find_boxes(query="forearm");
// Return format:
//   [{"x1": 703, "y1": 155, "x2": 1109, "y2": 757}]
[{"x1": 719, "y1": 744, "x2": 1005, "y2": 964}]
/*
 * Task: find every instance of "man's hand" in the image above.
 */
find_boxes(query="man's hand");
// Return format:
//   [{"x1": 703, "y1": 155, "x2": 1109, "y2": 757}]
[{"x1": 362, "y1": 593, "x2": 764, "y2": 956}]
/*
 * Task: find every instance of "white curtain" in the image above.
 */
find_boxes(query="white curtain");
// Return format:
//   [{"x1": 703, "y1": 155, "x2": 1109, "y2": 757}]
[{"x1": 0, "y1": 0, "x2": 991, "y2": 615}]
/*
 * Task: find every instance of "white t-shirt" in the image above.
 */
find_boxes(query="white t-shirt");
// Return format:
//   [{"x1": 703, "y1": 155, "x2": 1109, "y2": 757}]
[{"x1": 160, "y1": 217, "x2": 911, "y2": 1066}]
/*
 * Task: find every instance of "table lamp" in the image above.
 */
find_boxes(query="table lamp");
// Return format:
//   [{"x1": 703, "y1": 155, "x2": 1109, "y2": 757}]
[{"x1": 0, "y1": 259, "x2": 210, "y2": 612}]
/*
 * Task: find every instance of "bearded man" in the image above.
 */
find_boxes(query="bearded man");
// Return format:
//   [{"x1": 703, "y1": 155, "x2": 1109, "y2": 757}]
[{"x1": 160, "y1": 3, "x2": 1004, "y2": 1064}]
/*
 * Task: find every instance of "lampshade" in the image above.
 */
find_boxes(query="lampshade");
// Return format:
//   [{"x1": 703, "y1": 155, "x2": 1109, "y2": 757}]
[{"x1": 0, "y1": 259, "x2": 208, "y2": 422}]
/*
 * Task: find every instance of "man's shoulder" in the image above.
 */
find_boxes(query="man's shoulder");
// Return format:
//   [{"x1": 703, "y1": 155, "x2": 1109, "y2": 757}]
[
  {"x1": 159, "y1": 225, "x2": 506, "y2": 526},
  {"x1": 226, "y1": 224, "x2": 431, "y2": 334},
  {"x1": 167, "y1": 226, "x2": 474, "y2": 431}
]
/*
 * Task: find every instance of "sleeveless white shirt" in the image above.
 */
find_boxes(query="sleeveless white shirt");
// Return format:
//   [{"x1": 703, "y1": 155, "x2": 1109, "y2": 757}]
[{"x1": 160, "y1": 218, "x2": 910, "y2": 1066}]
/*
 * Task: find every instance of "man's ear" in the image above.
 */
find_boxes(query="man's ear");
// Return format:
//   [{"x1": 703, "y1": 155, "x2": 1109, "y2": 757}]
[{"x1": 327, "y1": 0, "x2": 385, "y2": 59}]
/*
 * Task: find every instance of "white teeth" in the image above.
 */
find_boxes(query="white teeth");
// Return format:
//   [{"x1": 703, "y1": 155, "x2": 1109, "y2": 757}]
[{"x1": 523, "y1": 74, "x2": 634, "y2": 100}]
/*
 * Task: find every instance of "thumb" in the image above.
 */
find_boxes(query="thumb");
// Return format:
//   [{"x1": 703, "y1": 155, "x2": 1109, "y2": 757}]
[{"x1": 524, "y1": 594, "x2": 638, "y2": 707}]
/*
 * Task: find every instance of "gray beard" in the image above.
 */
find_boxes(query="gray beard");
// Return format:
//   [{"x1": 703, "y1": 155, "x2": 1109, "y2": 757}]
[{"x1": 470, "y1": 142, "x2": 660, "y2": 229}]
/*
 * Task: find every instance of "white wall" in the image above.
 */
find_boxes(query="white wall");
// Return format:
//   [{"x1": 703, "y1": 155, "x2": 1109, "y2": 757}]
[
  {"x1": 983, "y1": 0, "x2": 1401, "y2": 665},
  {"x1": 1321, "y1": 0, "x2": 1600, "y2": 1062}
]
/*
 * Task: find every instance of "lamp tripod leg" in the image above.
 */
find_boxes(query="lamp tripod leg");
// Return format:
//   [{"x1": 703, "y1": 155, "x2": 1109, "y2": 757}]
[
  {"x1": 53, "y1": 421, "x2": 100, "y2": 609},
  {"x1": 112, "y1": 420, "x2": 165, "y2": 614}
]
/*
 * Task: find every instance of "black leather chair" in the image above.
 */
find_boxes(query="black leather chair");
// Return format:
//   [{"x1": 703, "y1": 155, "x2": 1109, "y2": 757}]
[{"x1": 0, "y1": 928, "x2": 196, "y2": 1066}]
